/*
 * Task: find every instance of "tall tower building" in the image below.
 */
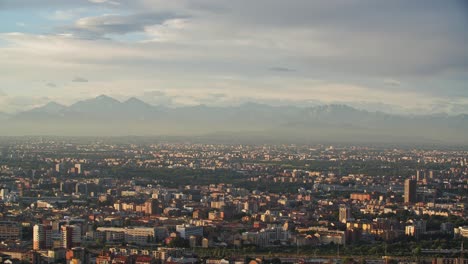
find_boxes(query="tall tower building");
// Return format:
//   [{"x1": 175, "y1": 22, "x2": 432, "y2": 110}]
[
  {"x1": 144, "y1": 199, "x2": 161, "y2": 215},
  {"x1": 416, "y1": 170, "x2": 425, "y2": 181},
  {"x1": 75, "y1": 183, "x2": 88, "y2": 195},
  {"x1": 33, "y1": 224, "x2": 52, "y2": 250},
  {"x1": 61, "y1": 225, "x2": 81, "y2": 249},
  {"x1": 74, "y1": 164, "x2": 82, "y2": 174},
  {"x1": 16, "y1": 182, "x2": 24, "y2": 197},
  {"x1": 339, "y1": 205, "x2": 352, "y2": 223},
  {"x1": 55, "y1": 163, "x2": 65, "y2": 173},
  {"x1": 404, "y1": 179, "x2": 417, "y2": 204},
  {"x1": 0, "y1": 188, "x2": 9, "y2": 200}
]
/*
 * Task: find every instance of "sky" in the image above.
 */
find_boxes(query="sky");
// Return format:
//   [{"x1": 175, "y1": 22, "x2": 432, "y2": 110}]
[{"x1": 0, "y1": 0, "x2": 467, "y2": 114}]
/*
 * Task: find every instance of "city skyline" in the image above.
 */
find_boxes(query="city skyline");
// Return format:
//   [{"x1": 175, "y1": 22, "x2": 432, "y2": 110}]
[
  {"x1": 0, "y1": 2, "x2": 467, "y2": 261},
  {"x1": 0, "y1": 139, "x2": 466, "y2": 262}
]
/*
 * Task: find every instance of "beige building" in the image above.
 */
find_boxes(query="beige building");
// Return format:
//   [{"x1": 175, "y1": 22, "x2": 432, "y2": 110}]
[{"x1": 0, "y1": 221, "x2": 22, "y2": 240}]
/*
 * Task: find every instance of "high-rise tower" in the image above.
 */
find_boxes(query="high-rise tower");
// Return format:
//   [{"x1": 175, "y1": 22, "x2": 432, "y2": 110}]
[
  {"x1": 33, "y1": 224, "x2": 52, "y2": 250},
  {"x1": 404, "y1": 179, "x2": 417, "y2": 203},
  {"x1": 61, "y1": 225, "x2": 81, "y2": 249}
]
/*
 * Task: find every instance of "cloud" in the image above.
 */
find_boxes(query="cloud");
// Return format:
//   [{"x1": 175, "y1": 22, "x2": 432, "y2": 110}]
[
  {"x1": 336, "y1": 101, "x2": 404, "y2": 114},
  {"x1": 62, "y1": 12, "x2": 184, "y2": 39},
  {"x1": 88, "y1": 0, "x2": 121, "y2": 6},
  {"x1": 210, "y1": 93, "x2": 226, "y2": 99},
  {"x1": 143, "y1": 90, "x2": 165, "y2": 97},
  {"x1": 0, "y1": 95, "x2": 51, "y2": 113},
  {"x1": 0, "y1": 1, "x2": 467, "y2": 114},
  {"x1": 194, "y1": 93, "x2": 229, "y2": 105},
  {"x1": 139, "y1": 90, "x2": 174, "y2": 106},
  {"x1": 46, "y1": 82, "x2": 57, "y2": 87},
  {"x1": 86, "y1": 0, "x2": 120, "y2": 4},
  {"x1": 269, "y1": 67, "x2": 296, "y2": 72},
  {"x1": 428, "y1": 99, "x2": 468, "y2": 115},
  {"x1": 72, "y1": 76, "x2": 88, "y2": 82},
  {"x1": 0, "y1": 0, "x2": 107, "y2": 10},
  {"x1": 383, "y1": 79, "x2": 402, "y2": 86},
  {"x1": 49, "y1": 9, "x2": 83, "y2": 21},
  {"x1": 144, "y1": 1, "x2": 467, "y2": 76}
]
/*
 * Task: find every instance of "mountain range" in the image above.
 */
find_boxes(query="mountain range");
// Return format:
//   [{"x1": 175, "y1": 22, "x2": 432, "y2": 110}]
[{"x1": 1, "y1": 95, "x2": 467, "y2": 145}]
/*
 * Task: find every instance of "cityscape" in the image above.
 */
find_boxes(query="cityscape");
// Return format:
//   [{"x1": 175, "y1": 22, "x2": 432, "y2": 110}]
[
  {"x1": 0, "y1": 1, "x2": 467, "y2": 264},
  {"x1": 0, "y1": 139, "x2": 466, "y2": 264}
]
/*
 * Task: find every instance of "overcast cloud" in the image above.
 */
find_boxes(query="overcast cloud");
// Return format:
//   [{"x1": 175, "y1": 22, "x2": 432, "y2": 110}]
[{"x1": 0, "y1": 0, "x2": 467, "y2": 114}]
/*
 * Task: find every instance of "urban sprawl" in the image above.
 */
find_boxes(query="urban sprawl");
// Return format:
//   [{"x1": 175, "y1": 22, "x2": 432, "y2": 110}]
[{"x1": 0, "y1": 139, "x2": 466, "y2": 264}]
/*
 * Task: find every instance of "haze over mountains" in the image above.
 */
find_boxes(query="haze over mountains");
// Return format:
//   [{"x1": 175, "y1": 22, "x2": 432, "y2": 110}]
[{"x1": 1, "y1": 95, "x2": 467, "y2": 144}]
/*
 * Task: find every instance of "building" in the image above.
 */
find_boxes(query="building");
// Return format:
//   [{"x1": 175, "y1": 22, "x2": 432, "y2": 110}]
[
  {"x1": 144, "y1": 199, "x2": 162, "y2": 215},
  {"x1": 33, "y1": 224, "x2": 53, "y2": 250},
  {"x1": 0, "y1": 188, "x2": 9, "y2": 200},
  {"x1": 0, "y1": 250, "x2": 31, "y2": 262},
  {"x1": 371, "y1": 218, "x2": 404, "y2": 241},
  {"x1": 428, "y1": 170, "x2": 434, "y2": 179},
  {"x1": 97, "y1": 227, "x2": 159, "y2": 245},
  {"x1": 189, "y1": 236, "x2": 197, "y2": 248},
  {"x1": 416, "y1": 170, "x2": 424, "y2": 181},
  {"x1": 135, "y1": 255, "x2": 156, "y2": 264},
  {"x1": 441, "y1": 222, "x2": 454, "y2": 234},
  {"x1": 62, "y1": 225, "x2": 81, "y2": 249},
  {"x1": 125, "y1": 227, "x2": 157, "y2": 244},
  {"x1": 339, "y1": 205, "x2": 352, "y2": 223},
  {"x1": 46, "y1": 248, "x2": 67, "y2": 263},
  {"x1": 350, "y1": 193, "x2": 371, "y2": 201},
  {"x1": 404, "y1": 179, "x2": 417, "y2": 204},
  {"x1": 242, "y1": 226, "x2": 290, "y2": 247},
  {"x1": 74, "y1": 164, "x2": 82, "y2": 174},
  {"x1": 75, "y1": 183, "x2": 88, "y2": 195},
  {"x1": 432, "y1": 257, "x2": 468, "y2": 264},
  {"x1": 60, "y1": 181, "x2": 76, "y2": 194},
  {"x1": 0, "y1": 221, "x2": 22, "y2": 240},
  {"x1": 96, "y1": 254, "x2": 111, "y2": 264},
  {"x1": 202, "y1": 238, "x2": 209, "y2": 248},
  {"x1": 176, "y1": 225, "x2": 203, "y2": 239},
  {"x1": 315, "y1": 230, "x2": 346, "y2": 245},
  {"x1": 405, "y1": 220, "x2": 426, "y2": 239},
  {"x1": 455, "y1": 226, "x2": 468, "y2": 238},
  {"x1": 66, "y1": 247, "x2": 88, "y2": 264},
  {"x1": 55, "y1": 163, "x2": 65, "y2": 173}
]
